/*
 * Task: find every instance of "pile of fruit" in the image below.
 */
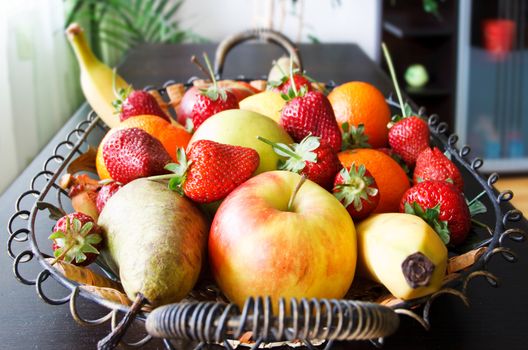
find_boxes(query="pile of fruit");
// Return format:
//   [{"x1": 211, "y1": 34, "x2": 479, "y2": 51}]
[{"x1": 52, "y1": 24, "x2": 487, "y2": 316}]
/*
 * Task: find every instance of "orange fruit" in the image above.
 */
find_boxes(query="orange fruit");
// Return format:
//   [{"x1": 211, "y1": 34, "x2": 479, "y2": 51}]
[
  {"x1": 328, "y1": 81, "x2": 391, "y2": 148},
  {"x1": 338, "y1": 148, "x2": 410, "y2": 213},
  {"x1": 96, "y1": 115, "x2": 191, "y2": 180}
]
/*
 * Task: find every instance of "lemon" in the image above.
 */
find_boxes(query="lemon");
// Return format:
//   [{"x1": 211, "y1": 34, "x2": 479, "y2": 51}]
[{"x1": 239, "y1": 91, "x2": 286, "y2": 123}]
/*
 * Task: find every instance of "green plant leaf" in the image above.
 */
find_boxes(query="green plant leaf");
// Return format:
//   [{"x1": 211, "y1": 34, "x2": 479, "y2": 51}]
[{"x1": 341, "y1": 123, "x2": 371, "y2": 150}]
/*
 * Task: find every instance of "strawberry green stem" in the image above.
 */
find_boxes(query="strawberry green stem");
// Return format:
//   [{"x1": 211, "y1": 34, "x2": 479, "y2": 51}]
[
  {"x1": 147, "y1": 174, "x2": 177, "y2": 181},
  {"x1": 190, "y1": 55, "x2": 211, "y2": 78},
  {"x1": 289, "y1": 56, "x2": 298, "y2": 96},
  {"x1": 288, "y1": 175, "x2": 307, "y2": 211},
  {"x1": 257, "y1": 136, "x2": 302, "y2": 160},
  {"x1": 471, "y1": 218, "x2": 490, "y2": 230},
  {"x1": 382, "y1": 42, "x2": 406, "y2": 118},
  {"x1": 202, "y1": 52, "x2": 217, "y2": 91},
  {"x1": 468, "y1": 190, "x2": 486, "y2": 207}
]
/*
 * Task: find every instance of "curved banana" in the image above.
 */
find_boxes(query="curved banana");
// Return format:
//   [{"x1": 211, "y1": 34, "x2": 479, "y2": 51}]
[
  {"x1": 356, "y1": 213, "x2": 447, "y2": 300},
  {"x1": 66, "y1": 23, "x2": 130, "y2": 128}
]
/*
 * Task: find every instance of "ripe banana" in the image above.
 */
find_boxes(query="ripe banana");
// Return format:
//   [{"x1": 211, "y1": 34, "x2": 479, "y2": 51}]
[
  {"x1": 356, "y1": 213, "x2": 447, "y2": 300},
  {"x1": 66, "y1": 23, "x2": 130, "y2": 128}
]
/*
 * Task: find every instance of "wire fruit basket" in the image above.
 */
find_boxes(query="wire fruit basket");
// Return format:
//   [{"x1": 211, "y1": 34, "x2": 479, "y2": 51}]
[{"x1": 6, "y1": 29, "x2": 526, "y2": 350}]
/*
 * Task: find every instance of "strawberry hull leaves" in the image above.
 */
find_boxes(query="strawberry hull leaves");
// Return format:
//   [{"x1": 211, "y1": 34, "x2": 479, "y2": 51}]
[
  {"x1": 341, "y1": 122, "x2": 371, "y2": 150},
  {"x1": 258, "y1": 135, "x2": 341, "y2": 190},
  {"x1": 404, "y1": 202, "x2": 450, "y2": 244},
  {"x1": 49, "y1": 213, "x2": 102, "y2": 266},
  {"x1": 333, "y1": 164, "x2": 380, "y2": 220}
]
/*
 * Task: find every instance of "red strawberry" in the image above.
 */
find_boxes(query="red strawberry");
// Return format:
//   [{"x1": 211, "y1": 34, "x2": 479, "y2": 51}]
[
  {"x1": 333, "y1": 163, "x2": 380, "y2": 220},
  {"x1": 96, "y1": 181, "x2": 122, "y2": 213},
  {"x1": 102, "y1": 127, "x2": 171, "y2": 184},
  {"x1": 414, "y1": 147, "x2": 463, "y2": 191},
  {"x1": 272, "y1": 73, "x2": 312, "y2": 95},
  {"x1": 258, "y1": 135, "x2": 342, "y2": 190},
  {"x1": 388, "y1": 116, "x2": 430, "y2": 167},
  {"x1": 160, "y1": 140, "x2": 260, "y2": 203},
  {"x1": 117, "y1": 90, "x2": 170, "y2": 122},
  {"x1": 400, "y1": 180, "x2": 471, "y2": 245},
  {"x1": 190, "y1": 88, "x2": 239, "y2": 130},
  {"x1": 49, "y1": 212, "x2": 102, "y2": 266},
  {"x1": 280, "y1": 90, "x2": 342, "y2": 153},
  {"x1": 188, "y1": 53, "x2": 239, "y2": 130}
]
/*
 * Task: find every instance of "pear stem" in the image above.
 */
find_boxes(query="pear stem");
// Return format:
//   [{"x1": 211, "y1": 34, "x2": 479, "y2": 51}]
[
  {"x1": 190, "y1": 55, "x2": 212, "y2": 79},
  {"x1": 288, "y1": 175, "x2": 307, "y2": 211},
  {"x1": 381, "y1": 42, "x2": 406, "y2": 118},
  {"x1": 257, "y1": 136, "x2": 301, "y2": 160},
  {"x1": 289, "y1": 56, "x2": 298, "y2": 96},
  {"x1": 202, "y1": 52, "x2": 217, "y2": 90}
]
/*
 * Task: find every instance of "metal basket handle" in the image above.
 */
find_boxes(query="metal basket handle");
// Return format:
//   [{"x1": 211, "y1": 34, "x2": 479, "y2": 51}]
[
  {"x1": 145, "y1": 297, "x2": 400, "y2": 345},
  {"x1": 214, "y1": 28, "x2": 303, "y2": 79}
]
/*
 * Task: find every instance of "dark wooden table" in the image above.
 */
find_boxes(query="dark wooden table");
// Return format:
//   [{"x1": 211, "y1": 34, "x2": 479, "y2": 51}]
[{"x1": 1, "y1": 43, "x2": 527, "y2": 349}]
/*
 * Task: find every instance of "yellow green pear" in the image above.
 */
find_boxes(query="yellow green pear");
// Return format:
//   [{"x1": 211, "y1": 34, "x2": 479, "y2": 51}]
[{"x1": 98, "y1": 178, "x2": 208, "y2": 306}]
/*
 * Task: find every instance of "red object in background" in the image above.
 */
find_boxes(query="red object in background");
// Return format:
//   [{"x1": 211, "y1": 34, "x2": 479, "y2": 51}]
[{"x1": 482, "y1": 19, "x2": 516, "y2": 60}]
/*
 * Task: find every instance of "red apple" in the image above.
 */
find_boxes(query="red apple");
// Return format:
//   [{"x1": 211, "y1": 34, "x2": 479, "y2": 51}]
[
  {"x1": 176, "y1": 86, "x2": 200, "y2": 126},
  {"x1": 176, "y1": 82, "x2": 258, "y2": 126},
  {"x1": 209, "y1": 171, "x2": 357, "y2": 309}
]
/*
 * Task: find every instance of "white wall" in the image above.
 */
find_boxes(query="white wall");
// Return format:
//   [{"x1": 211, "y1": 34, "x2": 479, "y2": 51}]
[{"x1": 175, "y1": 0, "x2": 382, "y2": 61}]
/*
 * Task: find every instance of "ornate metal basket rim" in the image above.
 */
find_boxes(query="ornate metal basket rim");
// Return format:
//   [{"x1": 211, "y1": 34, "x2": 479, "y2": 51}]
[{"x1": 6, "y1": 78, "x2": 526, "y2": 349}]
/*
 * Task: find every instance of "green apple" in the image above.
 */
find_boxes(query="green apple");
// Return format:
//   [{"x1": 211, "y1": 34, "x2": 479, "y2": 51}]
[
  {"x1": 209, "y1": 171, "x2": 357, "y2": 309},
  {"x1": 189, "y1": 109, "x2": 293, "y2": 174},
  {"x1": 405, "y1": 64, "x2": 429, "y2": 88}
]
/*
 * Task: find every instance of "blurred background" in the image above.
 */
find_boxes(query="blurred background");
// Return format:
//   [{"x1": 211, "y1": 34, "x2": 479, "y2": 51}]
[{"x1": 1, "y1": 0, "x2": 527, "y2": 210}]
